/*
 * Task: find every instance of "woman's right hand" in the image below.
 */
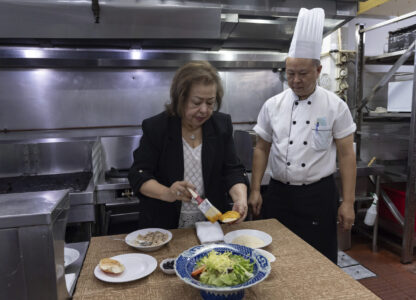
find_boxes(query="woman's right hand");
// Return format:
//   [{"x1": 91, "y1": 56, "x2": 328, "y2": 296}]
[
  {"x1": 248, "y1": 190, "x2": 263, "y2": 217},
  {"x1": 165, "y1": 181, "x2": 195, "y2": 202}
]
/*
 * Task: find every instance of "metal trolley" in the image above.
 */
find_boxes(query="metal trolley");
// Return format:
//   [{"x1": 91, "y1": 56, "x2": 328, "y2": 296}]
[{"x1": 354, "y1": 11, "x2": 416, "y2": 263}]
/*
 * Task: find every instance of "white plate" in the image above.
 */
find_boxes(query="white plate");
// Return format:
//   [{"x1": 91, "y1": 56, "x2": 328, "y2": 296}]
[
  {"x1": 125, "y1": 228, "x2": 172, "y2": 252},
  {"x1": 64, "y1": 247, "x2": 80, "y2": 268},
  {"x1": 254, "y1": 249, "x2": 276, "y2": 263},
  {"x1": 224, "y1": 229, "x2": 272, "y2": 249},
  {"x1": 94, "y1": 253, "x2": 157, "y2": 283}
]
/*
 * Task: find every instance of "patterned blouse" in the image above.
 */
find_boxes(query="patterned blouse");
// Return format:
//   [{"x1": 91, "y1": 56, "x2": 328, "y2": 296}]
[{"x1": 178, "y1": 138, "x2": 206, "y2": 228}]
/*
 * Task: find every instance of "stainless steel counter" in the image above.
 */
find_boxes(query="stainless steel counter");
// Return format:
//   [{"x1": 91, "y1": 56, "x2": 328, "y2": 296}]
[
  {"x1": 96, "y1": 175, "x2": 130, "y2": 191},
  {"x1": 0, "y1": 189, "x2": 70, "y2": 228},
  {"x1": 0, "y1": 138, "x2": 97, "y2": 227},
  {"x1": 0, "y1": 190, "x2": 70, "y2": 300},
  {"x1": 338, "y1": 161, "x2": 384, "y2": 177},
  {"x1": 69, "y1": 177, "x2": 95, "y2": 205}
]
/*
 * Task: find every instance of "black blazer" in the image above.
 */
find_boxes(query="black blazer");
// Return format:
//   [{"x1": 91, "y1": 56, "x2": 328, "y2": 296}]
[{"x1": 128, "y1": 111, "x2": 247, "y2": 229}]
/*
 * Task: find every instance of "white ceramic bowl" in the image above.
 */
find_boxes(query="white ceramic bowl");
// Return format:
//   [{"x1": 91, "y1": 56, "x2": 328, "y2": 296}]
[
  {"x1": 160, "y1": 258, "x2": 176, "y2": 275},
  {"x1": 223, "y1": 229, "x2": 272, "y2": 249},
  {"x1": 254, "y1": 249, "x2": 276, "y2": 263},
  {"x1": 125, "y1": 228, "x2": 172, "y2": 252},
  {"x1": 64, "y1": 247, "x2": 80, "y2": 267}
]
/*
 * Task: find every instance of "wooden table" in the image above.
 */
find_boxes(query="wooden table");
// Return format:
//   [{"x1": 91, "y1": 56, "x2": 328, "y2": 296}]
[{"x1": 73, "y1": 219, "x2": 379, "y2": 299}]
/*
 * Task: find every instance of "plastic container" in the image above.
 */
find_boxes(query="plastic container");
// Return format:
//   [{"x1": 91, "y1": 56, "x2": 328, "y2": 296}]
[
  {"x1": 364, "y1": 194, "x2": 378, "y2": 226},
  {"x1": 379, "y1": 186, "x2": 416, "y2": 231}
]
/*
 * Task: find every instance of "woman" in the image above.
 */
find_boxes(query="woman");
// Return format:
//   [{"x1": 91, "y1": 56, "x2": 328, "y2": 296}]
[{"x1": 128, "y1": 61, "x2": 248, "y2": 229}]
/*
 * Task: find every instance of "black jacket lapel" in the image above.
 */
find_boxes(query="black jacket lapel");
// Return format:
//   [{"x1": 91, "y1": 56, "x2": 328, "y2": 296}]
[
  {"x1": 167, "y1": 115, "x2": 184, "y2": 215},
  {"x1": 202, "y1": 117, "x2": 217, "y2": 195}
]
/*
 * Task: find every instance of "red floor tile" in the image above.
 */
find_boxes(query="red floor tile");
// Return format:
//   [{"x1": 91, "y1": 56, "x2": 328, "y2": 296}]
[{"x1": 345, "y1": 233, "x2": 416, "y2": 300}]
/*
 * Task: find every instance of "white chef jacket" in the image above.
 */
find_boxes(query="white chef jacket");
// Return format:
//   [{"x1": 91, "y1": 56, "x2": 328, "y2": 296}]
[{"x1": 254, "y1": 86, "x2": 356, "y2": 185}]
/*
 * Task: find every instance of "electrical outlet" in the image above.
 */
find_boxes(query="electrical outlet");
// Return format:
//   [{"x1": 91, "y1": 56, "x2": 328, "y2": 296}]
[
  {"x1": 339, "y1": 81, "x2": 349, "y2": 90},
  {"x1": 336, "y1": 53, "x2": 347, "y2": 65},
  {"x1": 336, "y1": 67, "x2": 348, "y2": 79}
]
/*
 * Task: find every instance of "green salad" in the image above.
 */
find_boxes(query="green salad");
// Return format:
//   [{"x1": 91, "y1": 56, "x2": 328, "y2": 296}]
[{"x1": 192, "y1": 250, "x2": 254, "y2": 287}]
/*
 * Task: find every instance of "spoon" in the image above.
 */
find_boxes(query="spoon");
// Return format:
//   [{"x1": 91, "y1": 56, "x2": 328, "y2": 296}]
[
  {"x1": 110, "y1": 238, "x2": 125, "y2": 241},
  {"x1": 135, "y1": 240, "x2": 152, "y2": 246},
  {"x1": 110, "y1": 237, "x2": 152, "y2": 246}
]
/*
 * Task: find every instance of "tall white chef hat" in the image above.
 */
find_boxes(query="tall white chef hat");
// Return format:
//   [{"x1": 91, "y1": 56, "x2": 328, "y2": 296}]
[{"x1": 288, "y1": 8, "x2": 325, "y2": 60}]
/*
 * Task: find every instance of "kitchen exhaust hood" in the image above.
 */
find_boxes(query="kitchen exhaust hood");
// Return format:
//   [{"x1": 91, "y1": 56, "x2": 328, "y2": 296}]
[{"x1": 0, "y1": 0, "x2": 358, "y2": 51}]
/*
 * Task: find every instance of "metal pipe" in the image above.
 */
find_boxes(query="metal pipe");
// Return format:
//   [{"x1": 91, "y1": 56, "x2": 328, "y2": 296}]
[
  {"x1": 360, "y1": 10, "x2": 416, "y2": 33},
  {"x1": 380, "y1": 189, "x2": 404, "y2": 227},
  {"x1": 402, "y1": 37, "x2": 416, "y2": 263},
  {"x1": 91, "y1": 0, "x2": 100, "y2": 24},
  {"x1": 320, "y1": 50, "x2": 356, "y2": 58},
  {"x1": 337, "y1": 28, "x2": 342, "y2": 51},
  {"x1": 373, "y1": 176, "x2": 380, "y2": 252},
  {"x1": 354, "y1": 24, "x2": 364, "y2": 160},
  {"x1": 355, "y1": 196, "x2": 375, "y2": 201}
]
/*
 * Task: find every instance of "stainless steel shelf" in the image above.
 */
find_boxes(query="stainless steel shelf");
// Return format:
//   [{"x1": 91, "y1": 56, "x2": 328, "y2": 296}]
[
  {"x1": 365, "y1": 50, "x2": 415, "y2": 65},
  {"x1": 365, "y1": 112, "x2": 411, "y2": 119},
  {"x1": 356, "y1": 131, "x2": 410, "y2": 140}
]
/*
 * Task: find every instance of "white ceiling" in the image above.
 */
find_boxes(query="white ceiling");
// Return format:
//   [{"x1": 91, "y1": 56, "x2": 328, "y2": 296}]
[{"x1": 363, "y1": 0, "x2": 416, "y2": 17}]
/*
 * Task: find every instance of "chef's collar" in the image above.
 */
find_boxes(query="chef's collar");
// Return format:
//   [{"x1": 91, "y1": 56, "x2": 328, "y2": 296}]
[{"x1": 290, "y1": 85, "x2": 318, "y2": 102}]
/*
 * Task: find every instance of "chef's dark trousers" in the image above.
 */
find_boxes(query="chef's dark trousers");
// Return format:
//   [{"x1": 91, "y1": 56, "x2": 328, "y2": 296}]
[{"x1": 263, "y1": 174, "x2": 339, "y2": 264}]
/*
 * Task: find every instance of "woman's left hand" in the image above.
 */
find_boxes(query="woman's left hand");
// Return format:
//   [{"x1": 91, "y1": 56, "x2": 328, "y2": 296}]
[
  {"x1": 229, "y1": 183, "x2": 248, "y2": 223},
  {"x1": 231, "y1": 199, "x2": 248, "y2": 224}
]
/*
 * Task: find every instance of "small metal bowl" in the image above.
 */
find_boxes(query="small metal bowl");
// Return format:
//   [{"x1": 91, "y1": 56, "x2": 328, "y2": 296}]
[{"x1": 160, "y1": 258, "x2": 176, "y2": 275}]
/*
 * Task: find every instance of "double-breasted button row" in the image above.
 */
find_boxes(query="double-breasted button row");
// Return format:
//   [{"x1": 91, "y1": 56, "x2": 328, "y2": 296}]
[
  {"x1": 295, "y1": 100, "x2": 311, "y2": 105},
  {"x1": 287, "y1": 99, "x2": 311, "y2": 186},
  {"x1": 286, "y1": 162, "x2": 306, "y2": 167},
  {"x1": 292, "y1": 120, "x2": 310, "y2": 125},
  {"x1": 289, "y1": 141, "x2": 308, "y2": 145}
]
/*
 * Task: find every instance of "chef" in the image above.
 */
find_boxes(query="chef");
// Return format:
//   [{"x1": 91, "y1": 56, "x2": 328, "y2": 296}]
[{"x1": 248, "y1": 8, "x2": 356, "y2": 263}]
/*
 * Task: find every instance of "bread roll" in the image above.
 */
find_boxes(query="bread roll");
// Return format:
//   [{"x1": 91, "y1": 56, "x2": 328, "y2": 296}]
[
  {"x1": 220, "y1": 211, "x2": 241, "y2": 223},
  {"x1": 99, "y1": 258, "x2": 125, "y2": 274}
]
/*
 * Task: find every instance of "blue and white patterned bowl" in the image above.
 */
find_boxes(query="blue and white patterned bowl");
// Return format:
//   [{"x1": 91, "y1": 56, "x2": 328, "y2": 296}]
[{"x1": 175, "y1": 244, "x2": 271, "y2": 300}]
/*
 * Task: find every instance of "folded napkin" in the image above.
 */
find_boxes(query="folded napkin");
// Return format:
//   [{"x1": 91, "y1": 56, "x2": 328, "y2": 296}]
[
  {"x1": 195, "y1": 221, "x2": 224, "y2": 244},
  {"x1": 65, "y1": 273, "x2": 76, "y2": 293}
]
